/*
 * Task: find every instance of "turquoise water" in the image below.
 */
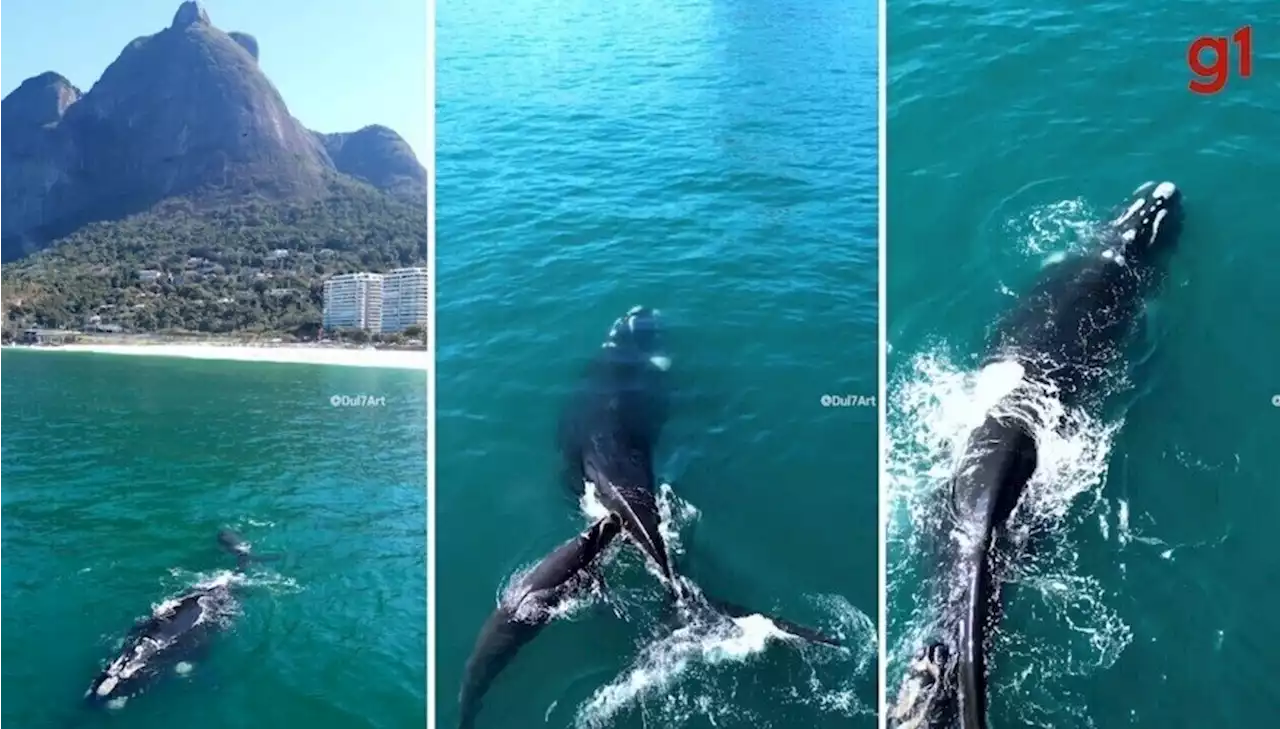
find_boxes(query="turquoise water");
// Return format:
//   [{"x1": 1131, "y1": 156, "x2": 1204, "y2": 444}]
[
  {"x1": 887, "y1": 2, "x2": 1280, "y2": 726},
  {"x1": 1, "y1": 350, "x2": 427, "y2": 729},
  {"x1": 436, "y1": 1, "x2": 878, "y2": 727}
]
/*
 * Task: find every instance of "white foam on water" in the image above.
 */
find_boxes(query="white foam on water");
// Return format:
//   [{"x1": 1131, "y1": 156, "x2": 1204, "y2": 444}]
[
  {"x1": 174, "y1": 661, "x2": 194, "y2": 675},
  {"x1": 573, "y1": 599, "x2": 874, "y2": 729},
  {"x1": 573, "y1": 614, "x2": 790, "y2": 729},
  {"x1": 886, "y1": 348, "x2": 1134, "y2": 729},
  {"x1": 655, "y1": 482, "x2": 699, "y2": 559},
  {"x1": 973, "y1": 359, "x2": 1027, "y2": 412},
  {"x1": 566, "y1": 484, "x2": 874, "y2": 728},
  {"x1": 1006, "y1": 198, "x2": 1101, "y2": 257},
  {"x1": 579, "y1": 481, "x2": 610, "y2": 521},
  {"x1": 106, "y1": 696, "x2": 128, "y2": 710},
  {"x1": 579, "y1": 480, "x2": 699, "y2": 588}
]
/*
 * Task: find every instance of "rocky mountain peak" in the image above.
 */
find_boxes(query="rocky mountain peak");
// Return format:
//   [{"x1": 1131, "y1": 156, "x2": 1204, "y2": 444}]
[
  {"x1": 2, "y1": 72, "x2": 82, "y2": 130},
  {"x1": 171, "y1": 1, "x2": 211, "y2": 29},
  {"x1": 2, "y1": 2, "x2": 425, "y2": 259}
]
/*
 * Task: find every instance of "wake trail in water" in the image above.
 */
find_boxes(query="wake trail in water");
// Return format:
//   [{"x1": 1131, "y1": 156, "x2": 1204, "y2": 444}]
[{"x1": 570, "y1": 482, "x2": 875, "y2": 728}]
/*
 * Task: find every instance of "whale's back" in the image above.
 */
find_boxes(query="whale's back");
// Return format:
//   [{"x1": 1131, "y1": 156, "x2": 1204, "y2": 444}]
[{"x1": 989, "y1": 253, "x2": 1146, "y2": 403}]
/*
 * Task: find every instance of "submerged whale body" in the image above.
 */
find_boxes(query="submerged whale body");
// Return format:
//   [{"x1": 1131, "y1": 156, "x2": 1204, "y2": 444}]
[
  {"x1": 558, "y1": 305, "x2": 677, "y2": 590},
  {"x1": 458, "y1": 306, "x2": 846, "y2": 725},
  {"x1": 84, "y1": 530, "x2": 278, "y2": 708},
  {"x1": 557, "y1": 307, "x2": 842, "y2": 635},
  {"x1": 458, "y1": 514, "x2": 622, "y2": 729},
  {"x1": 890, "y1": 181, "x2": 1184, "y2": 729}
]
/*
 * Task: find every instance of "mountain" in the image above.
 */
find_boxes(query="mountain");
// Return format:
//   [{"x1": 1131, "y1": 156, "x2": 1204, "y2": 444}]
[
  {"x1": 0, "y1": 2, "x2": 427, "y2": 339},
  {"x1": 316, "y1": 126, "x2": 429, "y2": 199},
  {"x1": 1, "y1": 1, "x2": 426, "y2": 261}
]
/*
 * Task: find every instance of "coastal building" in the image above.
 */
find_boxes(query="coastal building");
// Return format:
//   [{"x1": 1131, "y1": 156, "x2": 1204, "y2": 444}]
[
  {"x1": 21, "y1": 328, "x2": 79, "y2": 345},
  {"x1": 323, "y1": 273, "x2": 384, "y2": 333},
  {"x1": 380, "y1": 267, "x2": 429, "y2": 333}
]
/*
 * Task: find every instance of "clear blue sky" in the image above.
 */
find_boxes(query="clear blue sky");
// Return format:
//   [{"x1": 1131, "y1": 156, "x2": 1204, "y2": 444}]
[{"x1": 1, "y1": 0, "x2": 430, "y2": 161}]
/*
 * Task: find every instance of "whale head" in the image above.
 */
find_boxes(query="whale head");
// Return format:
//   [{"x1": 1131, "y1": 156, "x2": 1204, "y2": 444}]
[
  {"x1": 85, "y1": 637, "x2": 163, "y2": 707},
  {"x1": 888, "y1": 640, "x2": 956, "y2": 729},
  {"x1": 603, "y1": 306, "x2": 669, "y2": 370},
  {"x1": 1109, "y1": 181, "x2": 1183, "y2": 260}
]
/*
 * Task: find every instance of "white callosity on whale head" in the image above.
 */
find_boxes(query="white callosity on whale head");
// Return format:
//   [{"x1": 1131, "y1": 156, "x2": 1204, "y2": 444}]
[
  {"x1": 1149, "y1": 208, "x2": 1169, "y2": 241},
  {"x1": 1101, "y1": 248, "x2": 1128, "y2": 266},
  {"x1": 95, "y1": 676, "x2": 120, "y2": 697},
  {"x1": 1115, "y1": 181, "x2": 1177, "y2": 224},
  {"x1": 1112, "y1": 198, "x2": 1145, "y2": 226},
  {"x1": 97, "y1": 634, "x2": 171, "y2": 697}
]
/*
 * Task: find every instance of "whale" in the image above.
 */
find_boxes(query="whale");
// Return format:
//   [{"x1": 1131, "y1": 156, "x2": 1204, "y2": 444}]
[
  {"x1": 557, "y1": 306, "x2": 841, "y2": 647},
  {"x1": 84, "y1": 530, "x2": 278, "y2": 708},
  {"x1": 557, "y1": 306, "x2": 677, "y2": 592},
  {"x1": 458, "y1": 514, "x2": 623, "y2": 729},
  {"x1": 889, "y1": 181, "x2": 1184, "y2": 729}
]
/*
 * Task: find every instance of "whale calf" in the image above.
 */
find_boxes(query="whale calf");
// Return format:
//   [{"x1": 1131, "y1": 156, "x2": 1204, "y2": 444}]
[
  {"x1": 458, "y1": 514, "x2": 623, "y2": 729},
  {"x1": 890, "y1": 181, "x2": 1184, "y2": 729},
  {"x1": 85, "y1": 530, "x2": 277, "y2": 707}
]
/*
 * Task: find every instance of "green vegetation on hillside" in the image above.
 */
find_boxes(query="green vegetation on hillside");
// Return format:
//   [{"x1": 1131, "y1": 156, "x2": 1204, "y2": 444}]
[{"x1": 2, "y1": 186, "x2": 426, "y2": 338}]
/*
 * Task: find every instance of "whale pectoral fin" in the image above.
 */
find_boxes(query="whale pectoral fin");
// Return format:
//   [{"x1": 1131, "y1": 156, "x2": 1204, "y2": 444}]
[{"x1": 703, "y1": 594, "x2": 842, "y2": 648}]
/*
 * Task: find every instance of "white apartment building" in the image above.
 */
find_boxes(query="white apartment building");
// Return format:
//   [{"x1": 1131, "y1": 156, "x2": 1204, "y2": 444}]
[
  {"x1": 380, "y1": 267, "x2": 429, "y2": 334},
  {"x1": 323, "y1": 273, "x2": 384, "y2": 333}
]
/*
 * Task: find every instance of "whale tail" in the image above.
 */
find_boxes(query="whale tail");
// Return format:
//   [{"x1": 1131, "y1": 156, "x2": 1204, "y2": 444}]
[
  {"x1": 888, "y1": 640, "x2": 958, "y2": 729},
  {"x1": 956, "y1": 539, "x2": 996, "y2": 729},
  {"x1": 702, "y1": 594, "x2": 843, "y2": 648},
  {"x1": 660, "y1": 531, "x2": 840, "y2": 648},
  {"x1": 941, "y1": 405, "x2": 1037, "y2": 729}
]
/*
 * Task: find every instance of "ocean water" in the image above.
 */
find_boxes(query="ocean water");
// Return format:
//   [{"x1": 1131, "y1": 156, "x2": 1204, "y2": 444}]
[
  {"x1": 435, "y1": 1, "x2": 879, "y2": 728},
  {"x1": 886, "y1": 1, "x2": 1280, "y2": 727},
  {"x1": 0, "y1": 350, "x2": 427, "y2": 729}
]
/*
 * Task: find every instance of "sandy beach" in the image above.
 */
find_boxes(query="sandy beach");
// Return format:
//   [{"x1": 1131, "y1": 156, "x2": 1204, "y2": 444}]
[{"x1": 9, "y1": 343, "x2": 430, "y2": 371}]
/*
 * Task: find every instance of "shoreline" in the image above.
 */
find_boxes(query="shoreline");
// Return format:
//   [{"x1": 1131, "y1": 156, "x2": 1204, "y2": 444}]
[{"x1": 3, "y1": 343, "x2": 430, "y2": 371}]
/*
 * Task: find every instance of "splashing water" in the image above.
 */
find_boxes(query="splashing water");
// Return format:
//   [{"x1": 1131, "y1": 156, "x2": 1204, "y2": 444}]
[
  {"x1": 887, "y1": 349, "x2": 1134, "y2": 729},
  {"x1": 571, "y1": 482, "x2": 876, "y2": 728},
  {"x1": 1004, "y1": 198, "x2": 1103, "y2": 259}
]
